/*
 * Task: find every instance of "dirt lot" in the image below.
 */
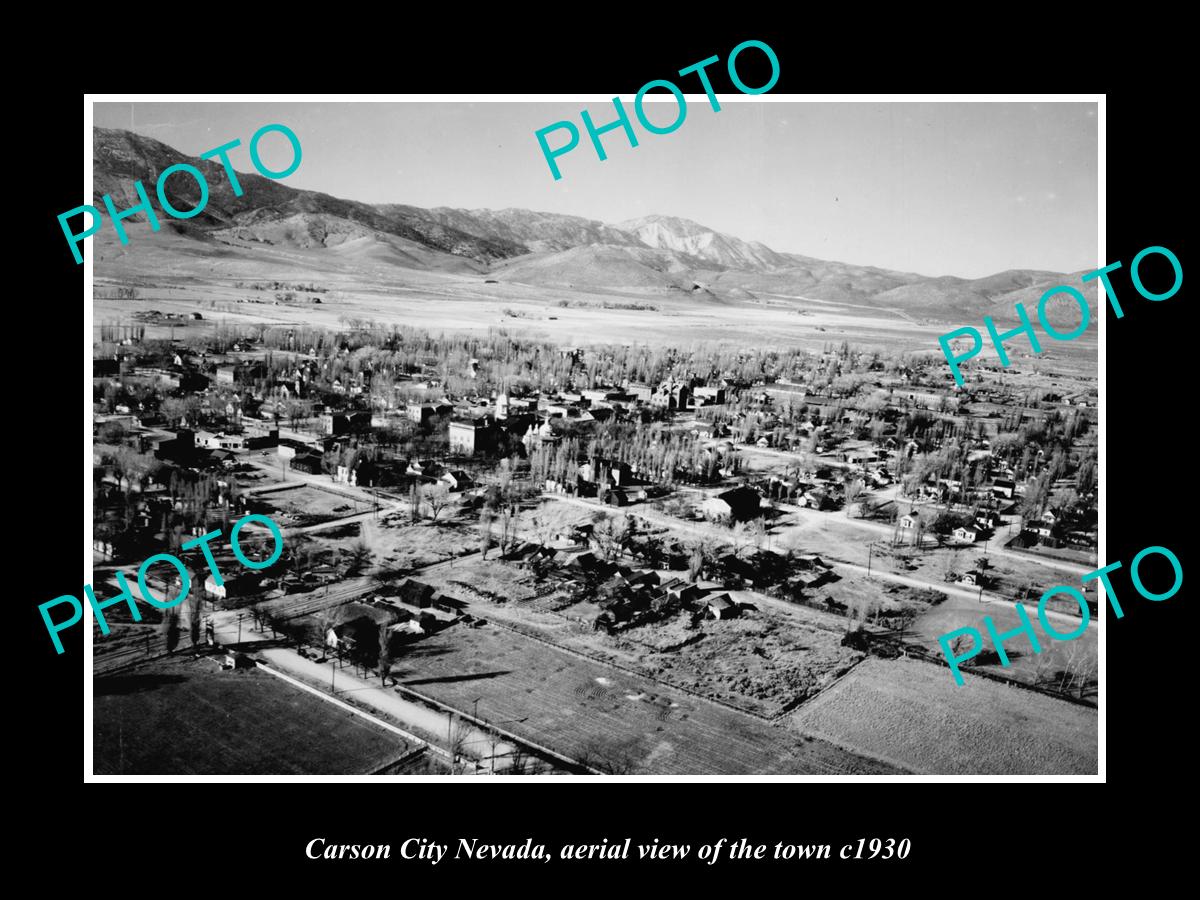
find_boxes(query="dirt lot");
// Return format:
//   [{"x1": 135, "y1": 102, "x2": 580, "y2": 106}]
[
  {"x1": 93, "y1": 654, "x2": 409, "y2": 774},
  {"x1": 395, "y1": 623, "x2": 903, "y2": 774},
  {"x1": 788, "y1": 657, "x2": 1098, "y2": 774},
  {"x1": 255, "y1": 484, "x2": 369, "y2": 527},
  {"x1": 613, "y1": 610, "x2": 863, "y2": 718},
  {"x1": 372, "y1": 522, "x2": 481, "y2": 573}
]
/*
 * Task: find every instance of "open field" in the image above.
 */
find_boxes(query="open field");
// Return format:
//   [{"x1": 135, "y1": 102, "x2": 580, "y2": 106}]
[
  {"x1": 393, "y1": 622, "x2": 903, "y2": 774},
  {"x1": 93, "y1": 654, "x2": 409, "y2": 774},
  {"x1": 614, "y1": 610, "x2": 863, "y2": 718},
  {"x1": 371, "y1": 521, "x2": 480, "y2": 572},
  {"x1": 255, "y1": 483, "x2": 371, "y2": 527},
  {"x1": 909, "y1": 597, "x2": 1097, "y2": 697},
  {"x1": 788, "y1": 657, "x2": 1097, "y2": 774},
  {"x1": 92, "y1": 224, "x2": 1100, "y2": 358}
]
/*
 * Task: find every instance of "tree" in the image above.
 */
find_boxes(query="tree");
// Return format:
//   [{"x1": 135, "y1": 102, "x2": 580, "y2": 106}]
[
  {"x1": 314, "y1": 608, "x2": 342, "y2": 655},
  {"x1": 345, "y1": 542, "x2": 371, "y2": 576},
  {"x1": 409, "y1": 482, "x2": 422, "y2": 524},
  {"x1": 687, "y1": 547, "x2": 705, "y2": 581},
  {"x1": 188, "y1": 597, "x2": 203, "y2": 647},
  {"x1": 497, "y1": 504, "x2": 518, "y2": 556},
  {"x1": 424, "y1": 483, "x2": 451, "y2": 521},
  {"x1": 162, "y1": 608, "x2": 181, "y2": 654},
  {"x1": 378, "y1": 623, "x2": 392, "y2": 686},
  {"x1": 592, "y1": 514, "x2": 631, "y2": 562},
  {"x1": 447, "y1": 716, "x2": 475, "y2": 775},
  {"x1": 729, "y1": 521, "x2": 752, "y2": 557},
  {"x1": 950, "y1": 634, "x2": 973, "y2": 660},
  {"x1": 478, "y1": 508, "x2": 494, "y2": 559}
]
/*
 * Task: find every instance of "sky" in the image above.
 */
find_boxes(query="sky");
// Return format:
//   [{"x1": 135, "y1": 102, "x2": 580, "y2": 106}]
[{"x1": 94, "y1": 100, "x2": 1098, "y2": 279}]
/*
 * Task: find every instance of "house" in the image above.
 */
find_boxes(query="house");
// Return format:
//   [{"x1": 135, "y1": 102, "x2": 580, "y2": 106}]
[
  {"x1": 791, "y1": 568, "x2": 835, "y2": 590},
  {"x1": 975, "y1": 511, "x2": 1001, "y2": 530},
  {"x1": 204, "y1": 572, "x2": 264, "y2": 601},
  {"x1": 992, "y1": 478, "x2": 1016, "y2": 499},
  {"x1": 439, "y1": 469, "x2": 474, "y2": 491},
  {"x1": 703, "y1": 593, "x2": 740, "y2": 620},
  {"x1": 958, "y1": 570, "x2": 986, "y2": 587},
  {"x1": 221, "y1": 651, "x2": 256, "y2": 670},
  {"x1": 701, "y1": 486, "x2": 762, "y2": 523},
  {"x1": 395, "y1": 579, "x2": 436, "y2": 610},
  {"x1": 898, "y1": 514, "x2": 920, "y2": 530},
  {"x1": 953, "y1": 526, "x2": 979, "y2": 543}
]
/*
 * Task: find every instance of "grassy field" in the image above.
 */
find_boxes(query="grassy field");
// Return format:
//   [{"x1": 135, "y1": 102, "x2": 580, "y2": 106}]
[
  {"x1": 93, "y1": 654, "x2": 410, "y2": 774},
  {"x1": 788, "y1": 657, "x2": 1098, "y2": 774},
  {"x1": 908, "y1": 598, "x2": 1097, "y2": 698},
  {"x1": 393, "y1": 622, "x2": 903, "y2": 774}
]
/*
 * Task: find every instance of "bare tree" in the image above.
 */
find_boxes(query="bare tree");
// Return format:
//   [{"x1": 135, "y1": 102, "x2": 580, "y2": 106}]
[
  {"x1": 162, "y1": 608, "x2": 181, "y2": 654},
  {"x1": 188, "y1": 597, "x2": 203, "y2": 647},
  {"x1": 409, "y1": 482, "x2": 422, "y2": 524},
  {"x1": 377, "y1": 623, "x2": 392, "y2": 686},
  {"x1": 478, "y1": 508, "x2": 493, "y2": 560},
  {"x1": 345, "y1": 540, "x2": 374, "y2": 577},
  {"x1": 497, "y1": 504, "x2": 518, "y2": 556},
  {"x1": 314, "y1": 608, "x2": 342, "y2": 655},
  {"x1": 447, "y1": 716, "x2": 475, "y2": 775},
  {"x1": 592, "y1": 514, "x2": 631, "y2": 563},
  {"x1": 424, "y1": 483, "x2": 451, "y2": 521},
  {"x1": 950, "y1": 634, "x2": 972, "y2": 659}
]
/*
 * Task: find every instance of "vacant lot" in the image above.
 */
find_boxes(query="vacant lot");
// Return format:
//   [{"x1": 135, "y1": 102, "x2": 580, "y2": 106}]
[
  {"x1": 614, "y1": 610, "x2": 862, "y2": 718},
  {"x1": 372, "y1": 522, "x2": 480, "y2": 573},
  {"x1": 93, "y1": 654, "x2": 409, "y2": 774},
  {"x1": 256, "y1": 484, "x2": 368, "y2": 527},
  {"x1": 789, "y1": 657, "x2": 1097, "y2": 774},
  {"x1": 394, "y1": 623, "x2": 903, "y2": 774}
]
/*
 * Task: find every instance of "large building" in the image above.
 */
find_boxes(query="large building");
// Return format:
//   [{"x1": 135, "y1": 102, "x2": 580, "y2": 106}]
[
  {"x1": 449, "y1": 416, "x2": 497, "y2": 456},
  {"x1": 701, "y1": 486, "x2": 762, "y2": 523}
]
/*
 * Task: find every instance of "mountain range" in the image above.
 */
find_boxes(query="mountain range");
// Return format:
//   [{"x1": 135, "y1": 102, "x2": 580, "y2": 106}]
[{"x1": 92, "y1": 127, "x2": 1096, "y2": 324}]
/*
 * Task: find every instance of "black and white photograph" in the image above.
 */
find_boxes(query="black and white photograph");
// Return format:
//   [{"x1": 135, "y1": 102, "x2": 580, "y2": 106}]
[{"x1": 83, "y1": 96, "x2": 1102, "y2": 778}]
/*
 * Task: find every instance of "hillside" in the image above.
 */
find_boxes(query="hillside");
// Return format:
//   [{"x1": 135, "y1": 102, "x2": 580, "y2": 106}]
[{"x1": 92, "y1": 127, "x2": 1096, "y2": 326}]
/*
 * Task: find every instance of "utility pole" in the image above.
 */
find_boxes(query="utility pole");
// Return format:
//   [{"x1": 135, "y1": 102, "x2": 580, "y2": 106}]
[
  {"x1": 867, "y1": 543, "x2": 873, "y2": 577},
  {"x1": 237, "y1": 613, "x2": 243, "y2": 645}
]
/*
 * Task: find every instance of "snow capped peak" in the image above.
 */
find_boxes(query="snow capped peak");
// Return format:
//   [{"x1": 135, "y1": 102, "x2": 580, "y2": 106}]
[{"x1": 615, "y1": 215, "x2": 788, "y2": 270}]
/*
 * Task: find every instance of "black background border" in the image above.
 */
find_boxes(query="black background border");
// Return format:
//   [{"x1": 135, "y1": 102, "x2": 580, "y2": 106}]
[{"x1": 18, "y1": 24, "x2": 1189, "y2": 884}]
